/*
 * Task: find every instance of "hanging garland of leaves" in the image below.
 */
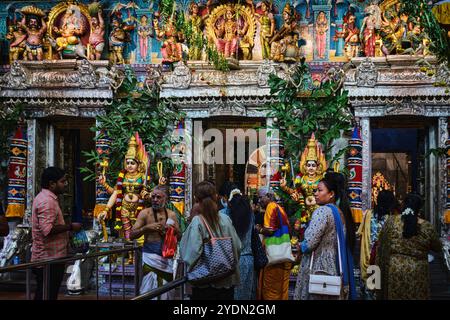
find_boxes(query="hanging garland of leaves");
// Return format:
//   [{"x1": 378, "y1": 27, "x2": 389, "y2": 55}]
[
  {"x1": 401, "y1": 0, "x2": 449, "y2": 64},
  {"x1": 267, "y1": 59, "x2": 353, "y2": 166},
  {"x1": 265, "y1": 58, "x2": 353, "y2": 236},
  {"x1": 80, "y1": 66, "x2": 184, "y2": 188},
  {"x1": 175, "y1": 9, "x2": 229, "y2": 71}
]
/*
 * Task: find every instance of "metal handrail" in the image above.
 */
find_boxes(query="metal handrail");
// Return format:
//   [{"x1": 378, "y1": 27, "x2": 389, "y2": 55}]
[
  {"x1": 0, "y1": 245, "x2": 142, "y2": 300},
  {"x1": 0, "y1": 247, "x2": 138, "y2": 273},
  {"x1": 131, "y1": 276, "x2": 188, "y2": 300}
]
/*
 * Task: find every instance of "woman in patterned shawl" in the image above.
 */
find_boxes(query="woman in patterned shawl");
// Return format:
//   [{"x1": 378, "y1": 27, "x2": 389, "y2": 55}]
[
  {"x1": 294, "y1": 171, "x2": 356, "y2": 300},
  {"x1": 376, "y1": 193, "x2": 442, "y2": 299}
]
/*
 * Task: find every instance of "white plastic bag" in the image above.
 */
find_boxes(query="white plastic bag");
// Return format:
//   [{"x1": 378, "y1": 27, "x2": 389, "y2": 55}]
[{"x1": 67, "y1": 259, "x2": 82, "y2": 295}]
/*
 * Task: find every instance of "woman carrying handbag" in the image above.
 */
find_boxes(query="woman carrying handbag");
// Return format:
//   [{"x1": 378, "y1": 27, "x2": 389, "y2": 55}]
[
  {"x1": 180, "y1": 181, "x2": 242, "y2": 300},
  {"x1": 293, "y1": 171, "x2": 357, "y2": 300}
]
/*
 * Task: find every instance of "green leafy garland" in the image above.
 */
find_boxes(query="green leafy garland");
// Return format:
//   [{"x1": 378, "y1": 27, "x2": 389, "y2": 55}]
[
  {"x1": 267, "y1": 58, "x2": 352, "y2": 165},
  {"x1": 401, "y1": 0, "x2": 450, "y2": 91},
  {"x1": 266, "y1": 58, "x2": 353, "y2": 226},
  {"x1": 175, "y1": 9, "x2": 229, "y2": 71},
  {"x1": 401, "y1": 0, "x2": 449, "y2": 64}
]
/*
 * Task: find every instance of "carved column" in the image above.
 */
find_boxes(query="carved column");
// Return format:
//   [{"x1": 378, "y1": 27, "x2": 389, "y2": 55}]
[
  {"x1": 184, "y1": 118, "x2": 193, "y2": 216},
  {"x1": 438, "y1": 117, "x2": 448, "y2": 229},
  {"x1": 427, "y1": 124, "x2": 438, "y2": 227},
  {"x1": 24, "y1": 119, "x2": 36, "y2": 225},
  {"x1": 360, "y1": 118, "x2": 372, "y2": 211},
  {"x1": 46, "y1": 124, "x2": 55, "y2": 167},
  {"x1": 265, "y1": 118, "x2": 274, "y2": 188}
]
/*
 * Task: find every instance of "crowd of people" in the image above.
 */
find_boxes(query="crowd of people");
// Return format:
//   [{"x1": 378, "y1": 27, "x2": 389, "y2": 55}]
[{"x1": 28, "y1": 166, "x2": 443, "y2": 300}]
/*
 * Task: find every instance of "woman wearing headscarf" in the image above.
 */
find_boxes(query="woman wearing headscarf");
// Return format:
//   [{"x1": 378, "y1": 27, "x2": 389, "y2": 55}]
[
  {"x1": 376, "y1": 193, "x2": 442, "y2": 299},
  {"x1": 230, "y1": 185, "x2": 256, "y2": 299}
]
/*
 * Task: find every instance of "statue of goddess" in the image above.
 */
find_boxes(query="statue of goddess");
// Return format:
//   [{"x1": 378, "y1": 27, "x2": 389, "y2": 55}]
[
  {"x1": 97, "y1": 133, "x2": 151, "y2": 248},
  {"x1": 280, "y1": 133, "x2": 327, "y2": 239}
]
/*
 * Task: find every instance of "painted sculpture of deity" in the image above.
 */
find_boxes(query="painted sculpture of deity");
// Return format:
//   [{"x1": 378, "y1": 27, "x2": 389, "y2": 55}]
[
  {"x1": 153, "y1": 14, "x2": 183, "y2": 63},
  {"x1": 214, "y1": 5, "x2": 248, "y2": 59},
  {"x1": 138, "y1": 15, "x2": 153, "y2": 62},
  {"x1": 343, "y1": 12, "x2": 360, "y2": 59},
  {"x1": 6, "y1": 24, "x2": 27, "y2": 63},
  {"x1": 52, "y1": 4, "x2": 88, "y2": 58},
  {"x1": 280, "y1": 133, "x2": 327, "y2": 239},
  {"x1": 187, "y1": 2, "x2": 207, "y2": 60},
  {"x1": 19, "y1": 6, "x2": 47, "y2": 61},
  {"x1": 109, "y1": 16, "x2": 132, "y2": 64},
  {"x1": 315, "y1": 11, "x2": 328, "y2": 60},
  {"x1": 269, "y1": 4, "x2": 302, "y2": 62},
  {"x1": 88, "y1": 7, "x2": 105, "y2": 60},
  {"x1": 255, "y1": 1, "x2": 275, "y2": 60},
  {"x1": 97, "y1": 134, "x2": 151, "y2": 248},
  {"x1": 360, "y1": 3, "x2": 381, "y2": 57}
]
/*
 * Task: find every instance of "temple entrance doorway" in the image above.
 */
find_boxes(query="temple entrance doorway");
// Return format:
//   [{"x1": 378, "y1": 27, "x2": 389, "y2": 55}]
[
  {"x1": 371, "y1": 117, "x2": 439, "y2": 223},
  {"x1": 35, "y1": 117, "x2": 96, "y2": 222},
  {"x1": 192, "y1": 117, "x2": 266, "y2": 197}
]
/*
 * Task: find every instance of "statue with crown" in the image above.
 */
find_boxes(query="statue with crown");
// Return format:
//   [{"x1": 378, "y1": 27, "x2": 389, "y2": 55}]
[
  {"x1": 97, "y1": 133, "x2": 152, "y2": 260},
  {"x1": 279, "y1": 133, "x2": 327, "y2": 242}
]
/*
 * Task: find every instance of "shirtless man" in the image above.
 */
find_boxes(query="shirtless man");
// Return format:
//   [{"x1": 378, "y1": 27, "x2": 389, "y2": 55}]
[
  {"x1": 89, "y1": 8, "x2": 105, "y2": 60},
  {"x1": 130, "y1": 185, "x2": 180, "y2": 296},
  {"x1": 20, "y1": 14, "x2": 47, "y2": 61}
]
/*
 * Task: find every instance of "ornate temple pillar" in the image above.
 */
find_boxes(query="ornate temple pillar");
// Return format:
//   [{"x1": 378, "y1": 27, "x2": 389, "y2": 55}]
[
  {"x1": 24, "y1": 119, "x2": 37, "y2": 226},
  {"x1": 438, "y1": 117, "x2": 448, "y2": 228},
  {"x1": 46, "y1": 124, "x2": 55, "y2": 167},
  {"x1": 426, "y1": 123, "x2": 438, "y2": 227},
  {"x1": 334, "y1": 18, "x2": 344, "y2": 57},
  {"x1": 265, "y1": 118, "x2": 273, "y2": 188},
  {"x1": 360, "y1": 117, "x2": 372, "y2": 211}
]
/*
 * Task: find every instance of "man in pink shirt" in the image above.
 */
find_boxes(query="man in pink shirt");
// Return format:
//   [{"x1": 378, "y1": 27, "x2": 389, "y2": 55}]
[{"x1": 31, "y1": 167, "x2": 82, "y2": 300}]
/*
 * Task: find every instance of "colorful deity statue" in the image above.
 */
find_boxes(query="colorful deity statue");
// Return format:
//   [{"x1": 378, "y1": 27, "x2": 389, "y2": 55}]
[
  {"x1": 109, "y1": 16, "x2": 132, "y2": 64},
  {"x1": 343, "y1": 12, "x2": 360, "y2": 59},
  {"x1": 314, "y1": 11, "x2": 328, "y2": 60},
  {"x1": 19, "y1": 6, "x2": 47, "y2": 61},
  {"x1": 269, "y1": 4, "x2": 302, "y2": 62},
  {"x1": 153, "y1": 14, "x2": 183, "y2": 64},
  {"x1": 97, "y1": 133, "x2": 151, "y2": 249},
  {"x1": 88, "y1": 6, "x2": 105, "y2": 60},
  {"x1": 138, "y1": 15, "x2": 152, "y2": 62},
  {"x1": 360, "y1": 3, "x2": 381, "y2": 57},
  {"x1": 214, "y1": 5, "x2": 248, "y2": 59},
  {"x1": 6, "y1": 24, "x2": 27, "y2": 63},
  {"x1": 279, "y1": 133, "x2": 327, "y2": 239},
  {"x1": 187, "y1": 2, "x2": 207, "y2": 60},
  {"x1": 255, "y1": 1, "x2": 275, "y2": 60}
]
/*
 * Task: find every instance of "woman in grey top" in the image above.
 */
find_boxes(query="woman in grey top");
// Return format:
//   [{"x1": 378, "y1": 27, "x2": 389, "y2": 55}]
[
  {"x1": 294, "y1": 172, "x2": 356, "y2": 300},
  {"x1": 180, "y1": 181, "x2": 242, "y2": 300}
]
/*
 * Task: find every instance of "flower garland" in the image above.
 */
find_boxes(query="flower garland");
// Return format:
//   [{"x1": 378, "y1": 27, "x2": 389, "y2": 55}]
[
  {"x1": 114, "y1": 170, "x2": 126, "y2": 230},
  {"x1": 114, "y1": 169, "x2": 148, "y2": 231},
  {"x1": 401, "y1": 207, "x2": 414, "y2": 217}
]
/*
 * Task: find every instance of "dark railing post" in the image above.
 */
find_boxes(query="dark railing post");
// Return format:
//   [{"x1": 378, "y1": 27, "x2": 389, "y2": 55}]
[
  {"x1": 134, "y1": 244, "x2": 140, "y2": 297},
  {"x1": 180, "y1": 261, "x2": 185, "y2": 300},
  {"x1": 43, "y1": 264, "x2": 50, "y2": 300},
  {"x1": 25, "y1": 245, "x2": 32, "y2": 300},
  {"x1": 122, "y1": 250, "x2": 125, "y2": 300},
  {"x1": 95, "y1": 245, "x2": 99, "y2": 300},
  {"x1": 108, "y1": 251, "x2": 112, "y2": 300}
]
